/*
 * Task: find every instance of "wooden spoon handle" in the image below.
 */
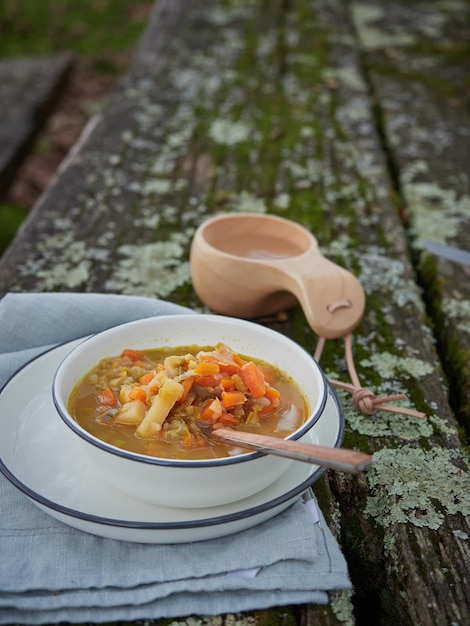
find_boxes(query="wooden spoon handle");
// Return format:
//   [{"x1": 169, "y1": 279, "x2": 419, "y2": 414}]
[{"x1": 212, "y1": 428, "x2": 373, "y2": 474}]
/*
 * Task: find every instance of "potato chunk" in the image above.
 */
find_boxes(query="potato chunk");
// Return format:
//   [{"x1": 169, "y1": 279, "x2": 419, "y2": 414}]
[
  {"x1": 115, "y1": 399, "x2": 147, "y2": 425},
  {"x1": 136, "y1": 377, "x2": 184, "y2": 438}
]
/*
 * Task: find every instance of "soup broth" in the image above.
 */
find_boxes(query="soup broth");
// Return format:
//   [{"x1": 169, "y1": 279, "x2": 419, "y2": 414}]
[{"x1": 69, "y1": 343, "x2": 309, "y2": 460}]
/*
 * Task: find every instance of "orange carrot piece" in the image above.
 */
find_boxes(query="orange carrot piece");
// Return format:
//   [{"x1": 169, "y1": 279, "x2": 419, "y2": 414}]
[
  {"x1": 239, "y1": 361, "x2": 266, "y2": 399},
  {"x1": 200, "y1": 398, "x2": 223, "y2": 422},
  {"x1": 98, "y1": 386, "x2": 117, "y2": 406},
  {"x1": 218, "y1": 362, "x2": 239, "y2": 375},
  {"x1": 215, "y1": 413, "x2": 241, "y2": 427},
  {"x1": 182, "y1": 431, "x2": 194, "y2": 448},
  {"x1": 121, "y1": 348, "x2": 145, "y2": 361},
  {"x1": 129, "y1": 386, "x2": 148, "y2": 403},
  {"x1": 177, "y1": 377, "x2": 195, "y2": 403},
  {"x1": 258, "y1": 364, "x2": 276, "y2": 385},
  {"x1": 194, "y1": 362, "x2": 220, "y2": 376},
  {"x1": 194, "y1": 375, "x2": 220, "y2": 388},
  {"x1": 194, "y1": 433, "x2": 208, "y2": 447},
  {"x1": 220, "y1": 377, "x2": 235, "y2": 391},
  {"x1": 139, "y1": 372, "x2": 155, "y2": 386},
  {"x1": 264, "y1": 386, "x2": 281, "y2": 407},
  {"x1": 200, "y1": 406, "x2": 215, "y2": 422},
  {"x1": 221, "y1": 390, "x2": 246, "y2": 408},
  {"x1": 233, "y1": 353, "x2": 247, "y2": 367}
]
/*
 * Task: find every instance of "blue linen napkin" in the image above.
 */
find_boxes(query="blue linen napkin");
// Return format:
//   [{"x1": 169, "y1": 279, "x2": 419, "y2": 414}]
[{"x1": 0, "y1": 292, "x2": 351, "y2": 624}]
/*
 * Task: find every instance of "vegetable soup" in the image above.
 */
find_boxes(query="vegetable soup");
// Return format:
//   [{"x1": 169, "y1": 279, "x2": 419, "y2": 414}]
[{"x1": 69, "y1": 343, "x2": 309, "y2": 460}]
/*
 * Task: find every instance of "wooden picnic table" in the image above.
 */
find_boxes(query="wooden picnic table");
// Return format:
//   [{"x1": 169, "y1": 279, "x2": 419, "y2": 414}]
[{"x1": 1, "y1": 0, "x2": 469, "y2": 624}]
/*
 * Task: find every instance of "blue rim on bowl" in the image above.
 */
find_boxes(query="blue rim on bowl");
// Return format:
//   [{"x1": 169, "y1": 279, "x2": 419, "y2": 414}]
[{"x1": 52, "y1": 315, "x2": 328, "y2": 468}]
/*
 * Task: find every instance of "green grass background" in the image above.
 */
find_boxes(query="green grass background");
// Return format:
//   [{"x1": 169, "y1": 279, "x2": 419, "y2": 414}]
[{"x1": 0, "y1": 0, "x2": 154, "y2": 255}]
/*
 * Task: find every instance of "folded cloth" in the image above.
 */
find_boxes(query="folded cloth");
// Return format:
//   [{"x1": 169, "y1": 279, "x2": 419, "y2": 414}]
[
  {"x1": 0, "y1": 292, "x2": 191, "y2": 385},
  {"x1": 0, "y1": 292, "x2": 351, "y2": 624}
]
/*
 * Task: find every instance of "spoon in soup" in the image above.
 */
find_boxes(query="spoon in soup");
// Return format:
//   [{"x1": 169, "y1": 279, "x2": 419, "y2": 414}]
[{"x1": 205, "y1": 427, "x2": 373, "y2": 474}]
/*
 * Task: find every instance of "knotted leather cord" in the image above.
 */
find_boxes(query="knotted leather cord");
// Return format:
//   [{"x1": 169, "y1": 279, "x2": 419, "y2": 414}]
[{"x1": 314, "y1": 333, "x2": 426, "y2": 419}]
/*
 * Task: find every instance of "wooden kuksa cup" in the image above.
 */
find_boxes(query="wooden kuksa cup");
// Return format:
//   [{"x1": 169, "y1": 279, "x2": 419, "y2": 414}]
[{"x1": 190, "y1": 213, "x2": 365, "y2": 339}]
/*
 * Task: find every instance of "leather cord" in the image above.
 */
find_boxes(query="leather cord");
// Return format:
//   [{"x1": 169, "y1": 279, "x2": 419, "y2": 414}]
[{"x1": 314, "y1": 333, "x2": 426, "y2": 419}]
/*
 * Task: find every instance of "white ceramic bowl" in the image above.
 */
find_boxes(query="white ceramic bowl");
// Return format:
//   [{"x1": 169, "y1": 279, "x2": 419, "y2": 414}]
[{"x1": 53, "y1": 314, "x2": 327, "y2": 508}]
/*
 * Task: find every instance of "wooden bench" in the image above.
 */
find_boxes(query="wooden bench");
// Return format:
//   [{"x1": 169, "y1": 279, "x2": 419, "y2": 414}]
[
  {"x1": 1, "y1": 1, "x2": 469, "y2": 624},
  {"x1": 0, "y1": 53, "x2": 73, "y2": 197}
]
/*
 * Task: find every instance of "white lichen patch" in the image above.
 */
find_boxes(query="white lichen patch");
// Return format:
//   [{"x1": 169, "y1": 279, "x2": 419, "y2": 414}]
[
  {"x1": 337, "y1": 98, "x2": 372, "y2": 126},
  {"x1": 401, "y1": 159, "x2": 429, "y2": 182},
  {"x1": 208, "y1": 119, "x2": 252, "y2": 146},
  {"x1": 351, "y1": 4, "x2": 416, "y2": 50},
  {"x1": 121, "y1": 129, "x2": 134, "y2": 144},
  {"x1": 172, "y1": 68, "x2": 210, "y2": 101},
  {"x1": 453, "y1": 530, "x2": 469, "y2": 540},
  {"x1": 404, "y1": 182, "x2": 470, "y2": 245},
  {"x1": 231, "y1": 191, "x2": 268, "y2": 214},
  {"x1": 286, "y1": 158, "x2": 322, "y2": 186},
  {"x1": 330, "y1": 589, "x2": 355, "y2": 624},
  {"x1": 300, "y1": 125, "x2": 315, "y2": 138},
  {"x1": 321, "y1": 233, "x2": 355, "y2": 259},
  {"x1": 355, "y1": 26, "x2": 415, "y2": 51},
  {"x1": 208, "y1": 2, "x2": 255, "y2": 26},
  {"x1": 353, "y1": 150, "x2": 384, "y2": 183},
  {"x1": 52, "y1": 216, "x2": 74, "y2": 231},
  {"x1": 257, "y1": 31, "x2": 278, "y2": 58},
  {"x1": 290, "y1": 52, "x2": 319, "y2": 68},
  {"x1": 37, "y1": 259, "x2": 91, "y2": 290},
  {"x1": 322, "y1": 66, "x2": 366, "y2": 92},
  {"x1": 149, "y1": 154, "x2": 176, "y2": 176},
  {"x1": 18, "y1": 234, "x2": 91, "y2": 290},
  {"x1": 414, "y1": 210, "x2": 461, "y2": 247},
  {"x1": 225, "y1": 616, "x2": 258, "y2": 626},
  {"x1": 282, "y1": 72, "x2": 308, "y2": 103},
  {"x1": 343, "y1": 396, "x2": 433, "y2": 440},
  {"x1": 415, "y1": 11, "x2": 445, "y2": 38},
  {"x1": 105, "y1": 236, "x2": 192, "y2": 298},
  {"x1": 442, "y1": 298, "x2": 470, "y2": 334},
  {"x1": 364, "y1": 446, "x2": 470, "y2": 530},
  {"x1": 350, "y1": 3, "x2": 384, "y2": 25},
  {"x1": 132, "y1": 210, "x2": 161, "y2": 229},
  {"x1": 402, "y1": 176, "x2": 470, "y2": 248},
  {"x1": 357, "y1": 249, "x2": 424, "y2": 310},
  {"x1": 359, "y1": 351, "x2": 434, "y2": 380},
  {"x1": 428, "y1": 412, "x2": 457, "y2": 437},
  {"x1": 141, "y1": 178, "x2": 173, "y2": 196},
  {"x1": 411, "y1": 124, "x2": 454, "y2": 154},
  {"x1": 273, "y1": 192, "x2": 291, "y2": 210}
]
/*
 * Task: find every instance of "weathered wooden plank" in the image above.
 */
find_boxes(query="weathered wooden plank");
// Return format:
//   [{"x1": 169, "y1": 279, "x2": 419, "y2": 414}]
[
  {"x1": 0, "y1": 52, "x2": 73, "y2": 197},
  {"x1": 350, "y1": 0, "x2": 470, "y2": 438},
  {"x1": 343, "y1": 2, "x2": 470, "y2": 624},
  {"x1": 1, "y1": 1, "x2": 469, "y2": 625}
]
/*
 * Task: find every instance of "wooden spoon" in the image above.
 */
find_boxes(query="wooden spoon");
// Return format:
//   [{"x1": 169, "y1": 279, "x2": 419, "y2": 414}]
[{"x1": 211, "y1": 428, "x2": 373, "y2": 474}]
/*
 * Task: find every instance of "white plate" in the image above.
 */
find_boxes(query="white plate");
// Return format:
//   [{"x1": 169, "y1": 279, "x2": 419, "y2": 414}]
[{"x1": 0, "y1": 338, "x2": 344, "y2": 543}]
